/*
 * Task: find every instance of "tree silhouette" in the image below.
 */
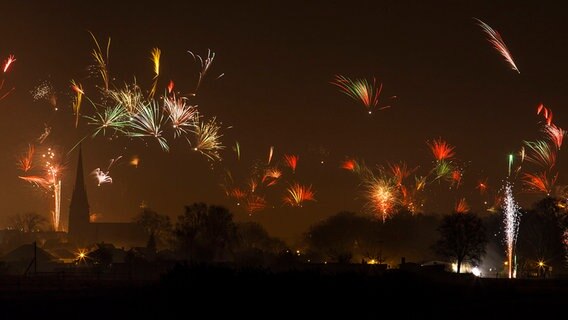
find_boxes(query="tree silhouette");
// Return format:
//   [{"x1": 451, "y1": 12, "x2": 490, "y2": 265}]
[
  {"x1": 234, "y1": 222, "x2": 287, "y2": 266},
  {"x1": 434, "y1": 212, "x2": 487, "y2": 273},
  {"x1": 305, "y1": 211, "x2": 378, "y2": 263},
  {"x1": 9, "y1": 212, "x2": 47, "y2": 233},
  {"x1": 517, "y1": 197, "x2": 567, "y2": 274},
  {"x1": 88, "y1": 243, "x2": 114, "y2": 267},
  {"x1": 379, "y1": 210, "x2": 440, "y2": 264},
  {"x1": 174, "y1": 203, "x2": 238, "y2": 262},
  {"x1": 133, "y1": 208, "x2": 172, "y2": 248}
]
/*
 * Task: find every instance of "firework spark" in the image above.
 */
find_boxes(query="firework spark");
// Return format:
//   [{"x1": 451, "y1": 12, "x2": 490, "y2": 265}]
[
  {"x1": 128, "y1": 100, "x2": 169, "y2": 151},
  {"x1": 537, "y1": 103, "x2": 553, "y2": 126},
  {"x1": 108, "y1": 83, "x2": 143, "y2": 116},
  {"x1": 331, "y1": 75, "x2": 390, "y2": 114},
  {"x1": 2, "y1": 54, "x2": 15, "y2": 73},
  {"x1": 148, "y1": 47, "x2": 161, "y2": 100},
  {"x1": 428, "y1": 137, "x2": 455, "y2": 161},
  {"x1": 476, "y1": 178, "x2": 488, "y2": 195},
  {"x1": 542, "y1": 124, "x2": 565, "y2": 150},
  {"x1": 85, "y1": 104, "x2": 130, "y2": 137},
  {"x1": 163, "y1": 95, "x2": 198, "y2": 138},
  {"x1": 37, "y1": 124, "x2": 51, "y2": 144},
  {"x1": 432, "y1": 160, "x2": 454, "y2": 181},
  {"x1": 523, "y1": 140, "x2": 556, "y2": 170},
  {"x1": 389, "y1": 162, "x2": 415, "y2": 186},
  {"x1": 88, "y1": 31, "x2": 111, "y2": 91},
  {"x1": 474, "y1": 18, "x2": 520, "y2": 73},
  {"x1": 502, "y1": 181, "x2": 521, "y2": 278},
  {"x1": 365, "y1": 175, "x2": 399, "y2": 222},
  {"x1": 92, "y1": 156, "x2": 121, "y2": 186},
  {"x1": 451, "y1": 169, "x2": 463, "y2": 188},
  {"x1": 191, "y1": 117, "x2": 224, "y2": 161},
  {"x1": 228, "y1": 187, "x2": 246, "y2": 200},
  {"x1": 92, "y1": 168, "x2": 113, "y2": 186},
  {"x1": 20, "y1": 147, "x2": 64, "y2": 231},
  {"x1": 267, "y1": 146, "x2": 274, "y2": 165},
  {"x1": 0, "y1": 54, "x2": 16, "y2": 100},
  {"x1": 31, "y1": 80, "x2": 58, "y2": 110},
  {"x1": 130, "y1": 155, "x2": 140, "y2": 168},
  {"x1": 245, "y1": 194, "x2": 267, "y2": 215},
  {"x1": 283, "y1": 183, "x2": 315, "y2": 207},
  {"x1": 70, "y1": 80, "x2": 84, "y2": 128},
  {"x1": 455, "y1": 198, "x2": 470, "y2": 213},
  {"x1": 187, "y1": 49, "x2": 223, "y2": 96},
  {"x1": 415, "y1": 175, "x2": 427, "y2": 191},
  {"x1": 262, "y1": 167, "x2": 282, "y2": 187},
  {"x1": 522, "y1": 171, "x2": 557, "y2": 195},
  {"x1": 234, "y1": 141, "x2": 241, "y2": 161},
  {"x1": 17, "y1": 144, "x2": 34, "y2": 173},
  {"x1": 341, "y1": 158, "x2": 359, "y2": 172},
  {"x1": 284, "y1": 154, "x2": 299, "y2": 173}
]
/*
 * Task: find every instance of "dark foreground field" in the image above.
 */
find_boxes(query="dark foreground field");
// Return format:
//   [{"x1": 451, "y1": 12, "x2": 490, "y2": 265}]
[{"x1": 1, "y1": 266, "x2": 567, "y2": 318}]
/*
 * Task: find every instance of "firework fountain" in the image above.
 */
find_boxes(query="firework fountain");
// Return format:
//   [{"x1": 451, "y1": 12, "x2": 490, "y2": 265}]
[
  {"x1": 44, "y1": 148, "x2": 62, "y2": 231},
  {"x1": 502, "y1": 181, "x2": 521, "y2": 278}
]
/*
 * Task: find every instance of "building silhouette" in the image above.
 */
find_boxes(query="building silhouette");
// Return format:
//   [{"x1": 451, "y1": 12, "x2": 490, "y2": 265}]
[{"x1": 68, "y1": 147, "x2": 146, "y2": 247}]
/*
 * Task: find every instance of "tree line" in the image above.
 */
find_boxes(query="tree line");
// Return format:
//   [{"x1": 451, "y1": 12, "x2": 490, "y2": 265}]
[{"x1": 5, "y1": 197, "x2": 567, "y2": 275}]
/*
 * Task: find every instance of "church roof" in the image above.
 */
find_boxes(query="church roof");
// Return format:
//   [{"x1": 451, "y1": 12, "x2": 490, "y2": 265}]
[{"x1": 2, "y1": 243, "x2": 56, "y2": 262}]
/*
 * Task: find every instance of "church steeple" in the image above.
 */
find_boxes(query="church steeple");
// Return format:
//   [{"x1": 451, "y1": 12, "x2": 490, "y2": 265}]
[{"x1": 68, "y1": 145, "x2": 90, "y2": 241}]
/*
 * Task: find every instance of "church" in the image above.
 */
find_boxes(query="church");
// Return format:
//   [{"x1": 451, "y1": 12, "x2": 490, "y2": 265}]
[{"x1": 67, "y1": 147, "x2": 147, "y2": 248}]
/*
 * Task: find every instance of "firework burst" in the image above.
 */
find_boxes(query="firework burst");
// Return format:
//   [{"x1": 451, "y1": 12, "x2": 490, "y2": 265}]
[
  {"x1": 163, "y1": 95, "x2": 198, "y2": 138},
  {"x1": 92, "y1": 156, "x2": 121, "y2": 186},
  {"x1": 19, "y1": 147, "x2": 64, "y2": 231},
  {"x1": 85, "y1": 104, "x2": 130, "y2": 137},
  {"x1": 523, "y1": 140, "x2": 556, "y2": 170},
  {"x1": 474, "y1": 18, "x2": 520, "y2": 73},
  {"x1": 17, "y1": 144, "x2": 35, "y2": 173},
  {"x1": 128, "y1": 100, "x2": 169, "y2": 151},
  {"x1": 108, "y1": 83, "x2": 143, "y2": 116},
  {"x1": 522, "y1": 171, "x2": 557, "y2": 195},
  {"x1": 283, "y1": 183, "x2": 315, "y2": 207},
  {"x1": 245, "y1": 194, "x2": 267, "y2": 215},
  {"x1": 428, "y1": 138, "x2": 455, "y2": 162},
  {"x1": 187, "y1": 49, "x2": 224, "y2": 96},
  {"x1": 88, "y1": 31, "x2": 111, "y2": 91},
  {"x1": 455, "y1": 198, "x2": 470, "y2": 213},
  {"x1": 364, "y1": 174, "x2": 399, "y2": 222},
  {"x1": 537, "y1": 103, "x2": 553, "y2": 126},
  {"x1": 283, "y1": 154, "x2": 299, "y2": 173},
  {"x1": 331, "y1": 74, "x2": 391, "y2": 114},
  {"x1": 191, "y1": 117, "x2": 224, "y2": 161},
  {"x1": 542, "y1": 124, "x2": 565, "y2": 150},
  {"x1": 31, "y1": 80, "x2": 58, "y2": 110}
]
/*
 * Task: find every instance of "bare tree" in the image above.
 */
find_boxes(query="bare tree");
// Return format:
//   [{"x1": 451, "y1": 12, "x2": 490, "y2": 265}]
[
  {"x1": 133, "y1": 208, "x2": 172, "y2": 248},
  {"x1": 9, "y1": 212, "x2": 47, "y2": 232},
  {"x1": 434, "y1": 212, "x2": 487, "y2": 273}
]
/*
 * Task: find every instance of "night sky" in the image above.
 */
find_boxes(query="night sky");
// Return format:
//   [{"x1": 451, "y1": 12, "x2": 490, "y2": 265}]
[{"x1": 1, "y1": 1, "x2": 567, "y2": 242}]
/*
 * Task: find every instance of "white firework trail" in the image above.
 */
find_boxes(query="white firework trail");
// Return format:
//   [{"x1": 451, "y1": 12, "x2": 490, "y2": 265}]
[
  {"x1": 502, "y1": 181, "x2": 521, "y2": 278},
  {"x1": 474, "y1": 18, "x2": 520, "y2": 73},
  {"x1": 187, "y1": 49, "x2": 224, "y2": 95},
  {"x1": 92, "y1": 168, "x2": 113, "y2": 186}
]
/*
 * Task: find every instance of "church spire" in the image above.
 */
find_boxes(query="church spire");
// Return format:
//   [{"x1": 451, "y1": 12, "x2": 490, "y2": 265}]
[
  {"x1": 69, "y1": 145, "x2": 90, "y2": 239},
  {"x1": 71, "y1": 146, "x2": 88, "y2": 206}
]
